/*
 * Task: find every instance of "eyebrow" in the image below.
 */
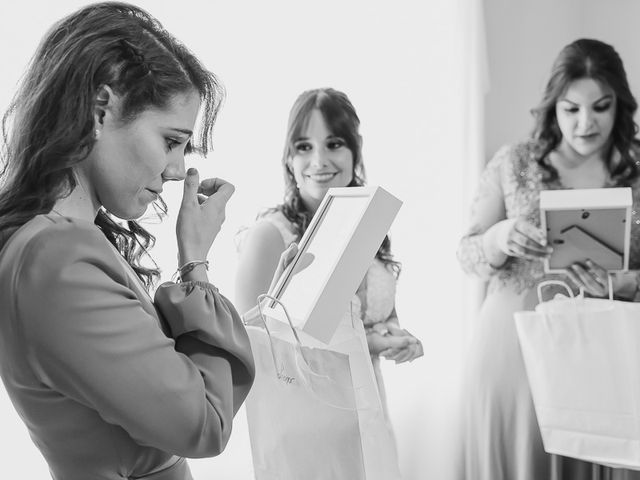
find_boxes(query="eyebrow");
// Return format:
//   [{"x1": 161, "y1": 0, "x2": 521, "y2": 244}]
[
  {"x1": 560, "y1": 94, "x2": 614, "y2": 105},
  {"x1": 294, "y1": 134, "x2": 342, "y2": 141}
]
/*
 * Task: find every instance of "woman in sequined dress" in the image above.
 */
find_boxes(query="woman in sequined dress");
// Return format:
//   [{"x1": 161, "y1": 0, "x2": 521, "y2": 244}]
[
  {"x1": 234, "y1": 87, "x2": 423, "y2": 417},
  {"x1": 457, "y1": 38, "x2": 640, "y2": 480}
]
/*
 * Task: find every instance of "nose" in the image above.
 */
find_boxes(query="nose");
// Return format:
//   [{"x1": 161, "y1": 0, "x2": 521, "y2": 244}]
[
  {"x1": 162, "y1": 154, "x2": 186, "y2": 182},
  {"x1": 309, "y1": 148, "x2": 328, "y2": 167},
  {"x1": 577, "y1": 108, "x2": 595, "y2": 132}
]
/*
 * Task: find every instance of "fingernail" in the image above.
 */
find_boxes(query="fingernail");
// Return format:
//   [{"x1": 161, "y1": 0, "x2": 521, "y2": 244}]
[{"x1": 187, "y1": 168, "x2": 197, "y2": 176}]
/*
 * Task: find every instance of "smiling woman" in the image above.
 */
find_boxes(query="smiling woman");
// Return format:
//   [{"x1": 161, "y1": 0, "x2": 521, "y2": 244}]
[
  {"x1": 234, "y1": 88, "x2": 423, "y2": 460},
  {"x1": 289, "y1": 109, "x2": 356, "y2": 211},
  {"x1": 0, "y1": 2, "x2": 254, "y2": 479}
]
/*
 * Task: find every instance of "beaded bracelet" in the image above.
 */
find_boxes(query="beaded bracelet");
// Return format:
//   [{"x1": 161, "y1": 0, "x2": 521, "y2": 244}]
[{"x1": 172, "y1": 260, "x2": 209, "y2": 282}]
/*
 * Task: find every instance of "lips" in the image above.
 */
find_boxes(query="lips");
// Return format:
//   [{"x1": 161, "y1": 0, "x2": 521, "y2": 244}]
[
  {"x1": 305, "y1": 172, "x2": 338, "y2": 182},
  {"x1": 144, "y1": 188, "x2": 162, "y2": 200},
  {"x1": 576, "y1": 133, "x2": 598, "y2": 140}
]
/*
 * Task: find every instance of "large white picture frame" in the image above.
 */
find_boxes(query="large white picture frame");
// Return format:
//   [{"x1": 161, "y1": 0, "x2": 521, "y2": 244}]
[{"x1": 266, "y1": 186, "x2": 402, "y2": 343}]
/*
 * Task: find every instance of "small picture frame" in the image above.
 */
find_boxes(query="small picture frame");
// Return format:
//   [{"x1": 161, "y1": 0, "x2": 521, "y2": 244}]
[
  {"x1": 267, "y1": 186, "x2": 402, "y2": 343},
  {"x1": 539, "y1": 187, "x2": 632, "y2": 273}
]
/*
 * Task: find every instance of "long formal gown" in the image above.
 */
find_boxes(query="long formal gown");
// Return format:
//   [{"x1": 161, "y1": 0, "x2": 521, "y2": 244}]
[{"x1": 456, "y1": 141, "x2": 640, "y2": 480}]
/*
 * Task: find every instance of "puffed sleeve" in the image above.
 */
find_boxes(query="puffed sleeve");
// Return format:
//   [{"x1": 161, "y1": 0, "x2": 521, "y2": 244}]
[
  {"x1": 456, "y1": 145, "x2": 511, "y2": 279},
  {"x1": 15, "y1": 220, "x2": 254, "y2": 458}
]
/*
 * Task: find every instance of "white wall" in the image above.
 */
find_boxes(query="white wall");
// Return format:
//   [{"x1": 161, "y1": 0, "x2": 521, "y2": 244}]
[
  {"x1": 0, "y1": 1, "x2": 471, "y2": 478},
  {"x1": 483, "y1": 0, "x2": 640, "y2": 160}
]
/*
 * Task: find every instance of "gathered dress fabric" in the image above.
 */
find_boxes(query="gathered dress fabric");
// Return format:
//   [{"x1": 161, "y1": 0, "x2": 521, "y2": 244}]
[
  {"x1": 456, "y1": 142, "x2": 640, "y2": 480},
  {"x1": 0, "y1": 214, "x2": 255, "y2": 480}
]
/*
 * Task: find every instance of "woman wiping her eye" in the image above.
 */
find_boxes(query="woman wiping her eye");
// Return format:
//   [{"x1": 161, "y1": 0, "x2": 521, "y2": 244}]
[{"x1": 0, "y1": 2, "x2": 255, "y2": 479}]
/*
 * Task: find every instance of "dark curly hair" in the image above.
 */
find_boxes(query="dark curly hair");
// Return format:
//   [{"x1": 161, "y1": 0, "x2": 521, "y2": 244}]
[
  {"x1": 0, "y1": 2, "x2": 224, "y2": 289},
  {"x1": 265, "y1": 87, "x2": 401, "y2": 277},
  {"x1": 530, "y1": 38, "x2": 639, "y2": 186}
]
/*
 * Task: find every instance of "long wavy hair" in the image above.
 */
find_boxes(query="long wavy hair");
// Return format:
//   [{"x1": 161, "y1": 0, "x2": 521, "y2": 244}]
[
  {"x1": 0, "y1": 2, "x2": 224, "y2": 289},
  {"x1": 267, "y1": 87, "x2": 401, "y2": 277},
  {"x1": 531, "y1": 38, "x2": 639, "y2": 185}
]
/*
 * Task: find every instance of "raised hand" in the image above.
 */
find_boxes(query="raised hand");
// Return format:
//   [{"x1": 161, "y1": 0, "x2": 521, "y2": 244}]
[{"x1": 176, "y1": 168, "x2": 235, "y2": 265}]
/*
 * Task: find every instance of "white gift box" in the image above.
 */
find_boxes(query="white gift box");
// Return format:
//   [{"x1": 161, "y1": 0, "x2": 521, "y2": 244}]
[
  {"x1": 539, "y1": 187, "x2": 632, "y2": 273},
  {"x1": 265, "y1": 186, "x2": 402, "y2": 343}
]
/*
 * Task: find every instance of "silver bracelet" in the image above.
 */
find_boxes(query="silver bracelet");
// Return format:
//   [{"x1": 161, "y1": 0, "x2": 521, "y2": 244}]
[{"x1": 172, "y1": 260, "x2": 209, "y2": 282}]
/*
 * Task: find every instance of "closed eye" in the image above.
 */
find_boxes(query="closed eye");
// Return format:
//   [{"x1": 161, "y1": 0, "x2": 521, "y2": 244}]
[
  {"x1": 165, "y1": 137, "x2": 181, "y2": 151},
  {"x1": 594, "y1": 103, "x2": 612, "y2": 113}
]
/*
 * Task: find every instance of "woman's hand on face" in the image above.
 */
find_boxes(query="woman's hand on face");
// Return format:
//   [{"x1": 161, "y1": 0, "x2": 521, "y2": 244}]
[
  {"x1": 566, "y1": 259, "x2": 615, "y2": 297},
  {"x1": 176, "y1": 168, "x2": 235, "y2": 264},
  {"x1": 497, "y1": 217, "x2": 553, "y2": 260}
]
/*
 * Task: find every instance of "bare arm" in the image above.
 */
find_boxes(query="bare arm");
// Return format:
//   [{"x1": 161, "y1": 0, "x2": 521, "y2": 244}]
[{"x1": 234, "y1": 221, "x2": 287, "y2": 316}]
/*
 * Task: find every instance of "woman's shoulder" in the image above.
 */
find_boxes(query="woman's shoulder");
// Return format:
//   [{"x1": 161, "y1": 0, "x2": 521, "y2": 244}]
[
  {"x1": 9, "y1": 213, "x2": 102, "y2": 247},
  {"x1": 482, "y1": 141, "x2": 540, "y2": 185},
  {"x1": 488, "y1": 141, "x2": 537, "y2": 168},
  {"x1": 257, "y1": 208, "x2": 295, "y2": 230},
  {"x1": 262, "y1": 209, "x2": 299, "y2": 246},
  {"x1": 1, "y1": 214, "x2": 115, "y2": 277},
  {"x1": 620, "y1": 141, "x2": 640, "y2": 189},
  {"x1": 236, "y1": 208, "x2": 298, "y2": 252}
]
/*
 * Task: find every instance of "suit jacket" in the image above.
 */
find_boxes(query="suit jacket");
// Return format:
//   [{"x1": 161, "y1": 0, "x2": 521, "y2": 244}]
[{"x1": 0, "y1": 214, "x2": 255, "y2": 479}]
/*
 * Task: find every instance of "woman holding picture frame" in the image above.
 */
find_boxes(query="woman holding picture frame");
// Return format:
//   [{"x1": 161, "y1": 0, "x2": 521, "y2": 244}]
[
  {"x1": 457, "y1": 38, "x2": 640, "y2": 480},
  {"x1": 235, "y1": 87, "x2": 423, "y2": 419}
]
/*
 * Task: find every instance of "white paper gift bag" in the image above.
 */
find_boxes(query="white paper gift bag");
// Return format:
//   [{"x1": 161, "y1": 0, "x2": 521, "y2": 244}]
[
  {"x1": 245, "y1": 323, "x2": 364, "y2": 479},
  {"x1": 244, "y1": 296, "x2": 401, "y2": 480},
  {"x1": 515, "y1": 280, "x2": 640, "y2": 469},
  {"x1": 323, "y1": 300, "x2": 401, "y2": 480}
]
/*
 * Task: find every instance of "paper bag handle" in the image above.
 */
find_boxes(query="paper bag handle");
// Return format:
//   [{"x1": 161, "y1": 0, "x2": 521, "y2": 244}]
[
  {"x1": 537, "y1": 280, "x2": 575, "y2": 304},
  {"x1": 256, "y1": 293, "x2": 321, "y2": 375},
  {"x1": 255, "y1": 294, "x2": 363, "y2": 411},
  {"x1": 537, "y1": 275, "x2": 614, "y2": 304},
  {"x1": 256, "y1": 293, "x2": 303, "y2": 347}
]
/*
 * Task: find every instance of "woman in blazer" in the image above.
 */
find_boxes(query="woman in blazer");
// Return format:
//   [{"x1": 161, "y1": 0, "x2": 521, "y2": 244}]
[{"x1": 0, "y1": 3, "x2": 254, "y2": 479}]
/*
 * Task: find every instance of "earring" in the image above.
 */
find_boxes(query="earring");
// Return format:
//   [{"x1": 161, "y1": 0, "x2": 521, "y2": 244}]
[{"x1": 94, "y1": 129, "x2": 100, "y2": 139}]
